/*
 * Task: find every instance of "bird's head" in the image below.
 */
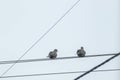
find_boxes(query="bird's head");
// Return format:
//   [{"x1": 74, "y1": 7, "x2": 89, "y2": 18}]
[
  {"x1": 81, "y1": 46, "x2": 84, "y2": 49},
  {"x1": 54, "y1": 49, "x2": 58, "y2": 52}
]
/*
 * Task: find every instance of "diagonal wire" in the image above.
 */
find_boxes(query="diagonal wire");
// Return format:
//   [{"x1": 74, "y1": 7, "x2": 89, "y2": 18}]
[
  {"x1": 0, "y1": 53, "x2": 117, "y2": 65},
  {"x1": 74, "y1": 52, "x2": 120, "y2": 80},
  {"x1": 0, "y1": 69, "x2": 120, "y2": 78},
  {"x1": 0, "y1": 0, "x2": 81, "y2": 78}
]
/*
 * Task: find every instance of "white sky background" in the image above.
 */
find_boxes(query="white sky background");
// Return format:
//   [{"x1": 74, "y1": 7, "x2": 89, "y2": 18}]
[{"x1": 0, "y1": 0, "x2": 120, "y2": 80}]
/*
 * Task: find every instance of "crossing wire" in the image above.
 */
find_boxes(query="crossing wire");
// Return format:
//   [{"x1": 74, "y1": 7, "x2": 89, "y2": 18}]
[
  {"x1": 0, "y1": 0, "x2": 81, "y2": 78},
  {"x1": 0, "y1": 53, "x2": 117, "y2": 65},
  {"x1": 74, "y1": 52, "x2": 120, "y2": 80},
  {"x1": 0, "y1": 69, "x2": 120, "y2": 78}
]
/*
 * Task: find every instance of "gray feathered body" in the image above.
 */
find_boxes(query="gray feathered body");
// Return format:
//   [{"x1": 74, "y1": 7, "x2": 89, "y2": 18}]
[{"x1": 77, "y1": 49, "x2": 86, "y2": 57}]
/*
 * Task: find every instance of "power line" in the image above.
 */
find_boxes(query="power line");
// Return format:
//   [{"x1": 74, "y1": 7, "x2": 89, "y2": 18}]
[
  {"x1": 0, "y1": 68, "x2": 119, "y2": 78},
  {"x1": 0, "y1": 0, "x2": 81, "y2": 78},
  {"x1": 0, "y1": 53, "x2": 117, "y2": 65},
  {"x1": 74, "y1": 52, "x2": 120, "y2": 80}
]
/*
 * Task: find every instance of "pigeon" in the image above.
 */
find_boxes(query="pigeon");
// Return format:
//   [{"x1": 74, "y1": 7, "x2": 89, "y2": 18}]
[
  {"x1": 77, "y1": 47, "x2": 86, "y2": 57},
  {"x1": 48, "y1": 49, "x2": 58, "y2": 59}
]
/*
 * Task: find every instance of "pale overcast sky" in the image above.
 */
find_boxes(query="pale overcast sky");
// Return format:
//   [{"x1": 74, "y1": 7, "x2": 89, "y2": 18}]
[{"x1": 0, "y1": 0, "x2": 120, "y2": 80}]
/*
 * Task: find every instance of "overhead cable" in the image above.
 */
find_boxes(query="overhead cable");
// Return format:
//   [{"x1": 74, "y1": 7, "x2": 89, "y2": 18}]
[
  {"x1": 0, "y1": 68, "x2": 120, "y2": 78},
  {"x1": 74, "y1": 52, "x2": 120, "y2": 80},
  {"x1": 0, "y1": 53, "x2": 117, "y2": 65}
]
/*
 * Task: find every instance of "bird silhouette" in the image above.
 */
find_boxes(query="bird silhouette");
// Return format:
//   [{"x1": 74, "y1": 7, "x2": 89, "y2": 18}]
[
  {"x1": 77, "y1": 47, "x2": 86, "y2": 57},
  {"x1": 48, "y1": 49, "x2": 58, "y2": 59}
]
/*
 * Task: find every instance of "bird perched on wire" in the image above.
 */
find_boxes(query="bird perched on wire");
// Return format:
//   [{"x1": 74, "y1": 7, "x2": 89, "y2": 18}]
[
  {"x1": 48, "y1": 49, "x2": 58, "y2": 59},
  {"x1": 77, "y1": 47, "x2": 86, "y2": 57}
]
